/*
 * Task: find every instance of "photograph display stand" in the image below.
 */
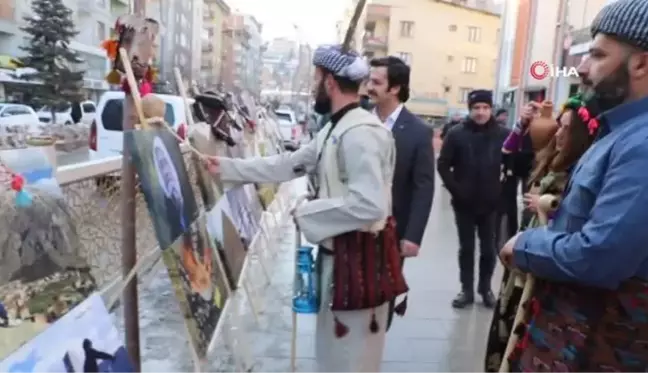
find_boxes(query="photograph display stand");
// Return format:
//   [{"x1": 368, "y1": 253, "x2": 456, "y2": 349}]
[
  {"x1": 110, "y1": 47, "x2": 300, "y2": 372},
  {"x1": 173, "y1": 68, "x2": 254, "y2": 373}
]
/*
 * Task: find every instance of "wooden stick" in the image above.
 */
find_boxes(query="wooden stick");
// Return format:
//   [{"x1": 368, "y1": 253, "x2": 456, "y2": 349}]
[
  {"x1": 290, "y1": 222, "x2": 302, "y2": 372},
  {"x1": 242, "y1": 279, "x2": 260, "y2": 323},
  {"x1": 290, "y1": 310, "x2": 297, "y2": 372},
  {"x1": 499, "y1": 273, "x2": 535, "y2": 372},
  {"x1": 118, "y1": 48, "x2": 148, "y2": 130}
]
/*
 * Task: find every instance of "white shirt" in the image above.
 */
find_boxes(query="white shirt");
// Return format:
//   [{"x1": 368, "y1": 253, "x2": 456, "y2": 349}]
[{"x1": 374, "y1": 104, "x2": 404, "y2": 131}]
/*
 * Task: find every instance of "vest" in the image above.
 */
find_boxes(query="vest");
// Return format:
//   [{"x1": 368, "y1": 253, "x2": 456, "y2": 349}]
[{"x1": 315, "y1": 107, "x2": 395, "y2": 249}]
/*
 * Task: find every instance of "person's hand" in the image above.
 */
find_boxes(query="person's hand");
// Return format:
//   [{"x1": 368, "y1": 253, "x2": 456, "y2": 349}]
[
  {"x1": 519, "y1": 101, "x2": 541, "y2": 128},
  {"x1": 203, "y1": 156, "x2": 220, "y2": 175},
  {"x1": 401, "y1": 240, "x2": 420, "y2": 258},
  {"x1": 523, "y1": 193, "x2": 540, "y2": 212},
  {"x1": 499, "y1": 233, "x2": 520, "y2": 268}
]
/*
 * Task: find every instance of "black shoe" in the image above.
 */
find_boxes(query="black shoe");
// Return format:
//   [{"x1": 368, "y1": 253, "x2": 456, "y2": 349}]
[
  {"x1": 480, "y1": 290, "x2": 496, "y2": 308},
  {"x1": 451, "y1": 291, "x2": 474, "y2": 309}
]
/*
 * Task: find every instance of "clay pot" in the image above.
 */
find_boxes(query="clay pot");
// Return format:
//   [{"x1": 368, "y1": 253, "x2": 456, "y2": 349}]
[{"x1": 528, "y1": 101, "x2": 558, "y2": 151}]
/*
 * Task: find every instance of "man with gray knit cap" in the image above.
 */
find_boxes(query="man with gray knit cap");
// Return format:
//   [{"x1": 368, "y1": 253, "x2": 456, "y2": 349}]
[
  {"x1": 205, "y1": 44, "x2": 397, "y2": 371},
  {"x1": 495, "y1": 0, "x2": 648, "y2": 370}
]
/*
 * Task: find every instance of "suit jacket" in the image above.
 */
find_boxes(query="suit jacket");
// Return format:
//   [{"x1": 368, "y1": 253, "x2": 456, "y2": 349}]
[{"x1": 390, "y1": 107, "x2": 435, "y2": 245}]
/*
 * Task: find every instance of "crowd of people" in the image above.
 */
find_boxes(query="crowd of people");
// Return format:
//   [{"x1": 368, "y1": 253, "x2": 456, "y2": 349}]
[{"x1": 195, "y1": 0, "x2": 648, "y2": 370}]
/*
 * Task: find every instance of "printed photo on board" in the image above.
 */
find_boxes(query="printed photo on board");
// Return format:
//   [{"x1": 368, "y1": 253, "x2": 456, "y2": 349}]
[
  {"x1": 205, "y1": 200, "x2": 247, "y2": 289},
  {"x1": 225, "y1": 186, "x2": 259, "y2": 247},
  {"x1": 161, "y1": 216, "x2": 229, "y2": 358},
  {"x1": 0, "y1": 148, "x2": 96, "y2": 362},
  {"x1": 125, "y1": 129, "x2": 198, "y2": 250},
  {"x1": 0, "y1": 293, "x2": 133, "y2": 372}
]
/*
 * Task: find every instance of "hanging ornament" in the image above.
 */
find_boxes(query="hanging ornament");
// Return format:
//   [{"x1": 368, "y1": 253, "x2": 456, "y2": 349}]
[{"x1": 9, "y1": 174, "x2": 32, "y2": 207}]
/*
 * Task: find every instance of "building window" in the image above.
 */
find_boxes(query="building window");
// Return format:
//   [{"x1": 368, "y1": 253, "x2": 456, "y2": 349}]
[
  {"x1": 448, "y1": 24, "x2": 457, "y2": 32},
  {"x1": 396, "y1": 52, "x2": 412, "y2": 65},
  {"x1": 97, "y1": 21, "x2": 106, "y2": 43},
  {"x1": 462, "y1": 57, "x2": 477, "y2": 73},
  {"x1": 400, "y1": 21, "x2": 414, "y2": 38},
  {"x1": 468, "y1": 26, "x2": 481, "y2": 43},
  {"x1": 459, "y1": 87, "x2": 472, "y2": 103}
]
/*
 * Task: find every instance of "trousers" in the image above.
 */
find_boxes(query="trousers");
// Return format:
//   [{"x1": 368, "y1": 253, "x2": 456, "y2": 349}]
[{"x1": 454, "y1": 208, "x2": 497, "y2": 293}]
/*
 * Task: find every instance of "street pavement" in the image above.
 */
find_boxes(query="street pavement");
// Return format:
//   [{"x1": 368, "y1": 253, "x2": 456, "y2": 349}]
[{"x1": 112, "y1": 175, "x2": 503, "y2": 372}]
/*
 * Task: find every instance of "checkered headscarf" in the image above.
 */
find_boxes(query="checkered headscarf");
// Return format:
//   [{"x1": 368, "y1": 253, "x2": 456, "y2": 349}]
[
  {"x1": 591, "y1": 0, "x2": 648, "y2": 51},
  {"x1": 312, "y1": 44, "x2": 369, "y2": 82}
]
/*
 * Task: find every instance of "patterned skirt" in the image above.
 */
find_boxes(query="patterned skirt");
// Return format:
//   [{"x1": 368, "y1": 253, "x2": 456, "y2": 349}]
[{"x1": 505, "y1": 277, "x2": 648, "y2": 372}]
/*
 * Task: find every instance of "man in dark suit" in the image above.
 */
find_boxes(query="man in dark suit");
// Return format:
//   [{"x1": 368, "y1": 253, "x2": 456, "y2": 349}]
[{"x1": 367, "y1": 56, "x2": 435, "y2": 329}]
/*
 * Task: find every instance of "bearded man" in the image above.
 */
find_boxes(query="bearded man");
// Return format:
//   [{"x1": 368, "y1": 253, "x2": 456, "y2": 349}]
[
  {"x1": 205, "y1": 45, "x2": 401, "y2": 371},
  {"x1": 498, "y1": 0, "x2": 648, "y2": 370}
]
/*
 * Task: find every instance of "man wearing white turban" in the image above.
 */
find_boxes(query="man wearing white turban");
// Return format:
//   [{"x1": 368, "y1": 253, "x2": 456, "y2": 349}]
[{"x1": 204, "y1": 44, "x2": 399, "y2": 371}]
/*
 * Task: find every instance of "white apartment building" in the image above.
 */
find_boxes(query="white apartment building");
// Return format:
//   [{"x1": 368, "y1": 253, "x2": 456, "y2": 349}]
[{"x1": 0, "y1": 0, "x2": 125, "y2": 102}]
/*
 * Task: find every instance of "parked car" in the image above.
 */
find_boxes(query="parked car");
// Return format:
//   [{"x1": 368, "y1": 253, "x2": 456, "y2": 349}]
[
  {"x1": 0, "y1": 103, "x2": 40, "y2": 133},
  {"x1": 273, "y1": 109, "x2": 300, "y2": 149},
  {"x1": 89, "y1": 91, "x2": 194, "y2": 157},
  {"x1": 37, "y1": 100, "x2": 97, "y2": 126}
]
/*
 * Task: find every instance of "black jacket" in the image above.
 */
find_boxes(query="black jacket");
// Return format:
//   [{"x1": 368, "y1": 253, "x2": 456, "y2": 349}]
[
  {"x1": 390, "y1": 107, "x2": 435, "y2": 245},
  {"x1": 440, "y1": 119, "x2": 460, "y2": 139},
  {"x1": 437, "y1": 117, "x2": 509, "y2": 213}
]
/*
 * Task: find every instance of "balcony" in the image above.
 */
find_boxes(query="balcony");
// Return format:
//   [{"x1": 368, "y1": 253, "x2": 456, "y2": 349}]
[
  {"x1": 0, "y1": 1, "x2": 18, "y2": 35},
  {"x1": 202, "y1": 43, "x2": 214, "y2": 53},
  {"x1": 363, "y1": 33, "x2": 388, "y2": 51},
  {"x1": 366, "y1": 4, "x2": 391, "y2": 23}
]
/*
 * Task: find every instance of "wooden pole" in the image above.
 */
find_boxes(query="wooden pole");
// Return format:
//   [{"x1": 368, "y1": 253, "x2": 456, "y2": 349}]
[{"x1": 121, "y1": 1, "x2": 146, "y2": 369}]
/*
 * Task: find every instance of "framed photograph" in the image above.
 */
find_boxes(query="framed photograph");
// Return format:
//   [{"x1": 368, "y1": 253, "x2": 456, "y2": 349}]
[
  {"x1": 0, "y1": 293, "x2": 133, "y2": 372},
  {"x1": 161, "y1": 216, "x2": 229, "y2": 358},
  {"x1": 205, "y1": 199, "x2": 247, "y2": 289},
  {"x1": 125, "y1": 129, "x2": 199, "y2": 250},
  {"x1": 224, "y1": 186, "x2": 259, "y2": 247}
]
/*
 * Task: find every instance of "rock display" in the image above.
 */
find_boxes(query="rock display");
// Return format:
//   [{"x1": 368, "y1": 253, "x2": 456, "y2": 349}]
[{"x1": 0, "y1": 187, "x2": 96, "y2": 326}]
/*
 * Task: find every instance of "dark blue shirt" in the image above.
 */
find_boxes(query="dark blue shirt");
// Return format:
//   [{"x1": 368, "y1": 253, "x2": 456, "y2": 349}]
[{"x1": 514, "y1": 96, "x2": 648, "y2": 289}]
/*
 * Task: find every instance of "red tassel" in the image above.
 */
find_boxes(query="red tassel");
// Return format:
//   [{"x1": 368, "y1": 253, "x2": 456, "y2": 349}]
[
  {"x1": 334, "y1": 316, "x2": 349, "y2": 338},
  {"x1": 369, "y1": 311, "x2": 379, "y2": 333},
  {"x1": 394, "y1": 295, "x2": 408, "y2": 316}
]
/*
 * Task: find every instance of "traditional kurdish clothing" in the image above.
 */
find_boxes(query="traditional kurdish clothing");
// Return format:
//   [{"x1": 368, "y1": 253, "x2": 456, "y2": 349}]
[
  {"x1": 486, "y1": 94, "x2": 601, "y2": 371},
  {"x1": 498, "y1": 1, "x2": 648, "y2": 369},
  {"x1": 218, "y1": 45, "x2": 400, "y2": 371},
  {"x1": 485, "y1": 171, "x2": 568, "y2": 372}
]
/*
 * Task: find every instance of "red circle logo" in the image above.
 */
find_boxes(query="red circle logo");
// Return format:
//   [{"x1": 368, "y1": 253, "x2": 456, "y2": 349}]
[{"x1": 530, "y1": 61, "x2": 549, "y2": 80}]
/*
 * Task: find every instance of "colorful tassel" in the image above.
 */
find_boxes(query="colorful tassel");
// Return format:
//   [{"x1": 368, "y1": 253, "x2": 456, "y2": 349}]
[
  {"x1": 105, "y1": 69, "x2": 122, "y2": 85},
  {"x1": 101, "y1": 39, "x2": 119, "y2": 59},
  {"x1": 334, "y1": 316, "x2": 349, "y2": 338},
  {"x1": 15, "y1": 190, "x2": 32, "y2": 207},
  {"x1": 369, "y1": 312, "x2": 379, "y2": 333},
  {"x1": 11, "y1": 175, "x2": 32, "y2": 207},
  {"x1": 394, "y1": 295, "x2": 408, "y2": 316}
]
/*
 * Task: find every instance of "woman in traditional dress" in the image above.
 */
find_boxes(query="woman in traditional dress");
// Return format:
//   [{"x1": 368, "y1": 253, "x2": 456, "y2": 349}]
[{"x1": 484, "y1": 94, "x2": 598, "y2": 372}]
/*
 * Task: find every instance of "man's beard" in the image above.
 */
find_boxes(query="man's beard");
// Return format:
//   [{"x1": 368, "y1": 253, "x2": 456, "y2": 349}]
[
  {"x1": 359, "y1": 95, "x2": 375, "y2": 111},
  {"x1": 313, "y1": 80, "x2": 332, "y2": 115},
  {"x1": 585, "y1": 63, "x2": 631, "y2": 114}
]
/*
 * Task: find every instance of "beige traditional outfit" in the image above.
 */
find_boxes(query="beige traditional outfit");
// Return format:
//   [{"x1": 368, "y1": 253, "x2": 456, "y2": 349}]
[{"x1": 219, "y1": 103, "x2": 395, "y2": 371}]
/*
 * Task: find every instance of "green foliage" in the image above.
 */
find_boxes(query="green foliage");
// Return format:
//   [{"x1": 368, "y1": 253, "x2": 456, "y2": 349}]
[{"x1": 19, "y1": 0, "x2": 85, "y2": 107}]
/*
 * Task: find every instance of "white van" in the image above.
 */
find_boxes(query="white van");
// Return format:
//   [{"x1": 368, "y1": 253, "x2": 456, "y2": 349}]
[
  {"x1": 273, "y1": 108, "x2": 300, "y2": 148},
  {"x1": 89, "y1": 91, "x2": 194, "y2": 157}
]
